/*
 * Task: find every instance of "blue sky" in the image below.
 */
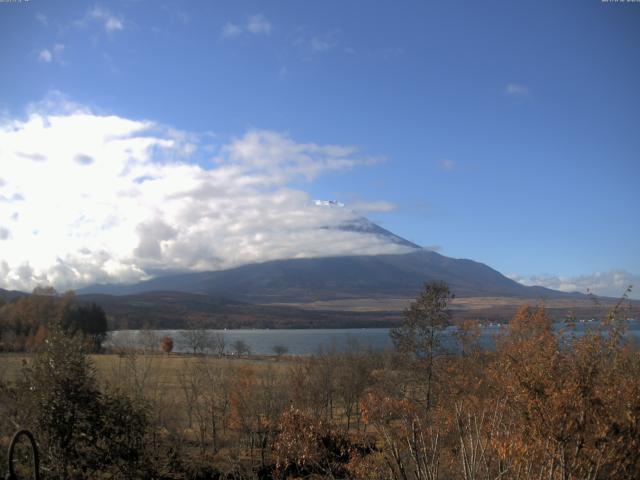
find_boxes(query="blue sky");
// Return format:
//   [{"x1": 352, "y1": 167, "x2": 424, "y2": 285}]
[{"x1": 0, "y1": 0, "x2": 639, "y2": 297}]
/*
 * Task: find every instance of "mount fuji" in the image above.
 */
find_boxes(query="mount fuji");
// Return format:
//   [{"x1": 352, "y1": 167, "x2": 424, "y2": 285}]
[{"x1": 78, "y1": 214, "x2": 573, "y2": 303}]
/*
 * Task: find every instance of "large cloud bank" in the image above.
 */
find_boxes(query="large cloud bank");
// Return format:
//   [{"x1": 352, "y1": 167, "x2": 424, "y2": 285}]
[{"x1": 0, "y1": 100, "x2": 414, "y2": 292}]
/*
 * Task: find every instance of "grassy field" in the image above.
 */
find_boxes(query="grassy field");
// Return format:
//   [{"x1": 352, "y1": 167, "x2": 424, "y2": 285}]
[
  {"x1": 1, "y1": 352, "x2": 295, "y2": 387},
  {"x1": 1, "y1": 351, "x2": 304, "y2": 475},
  {"x1": 264, "y1": 295, "x2": 640, "y2": 326},
  {"x1": 266, "y1": 295, "x2": 637, "y2": 312}
]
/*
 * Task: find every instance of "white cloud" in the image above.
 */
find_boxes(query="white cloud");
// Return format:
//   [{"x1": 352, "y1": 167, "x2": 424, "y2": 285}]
[
  {"x1": 290, "y1": 29, "x2": 341, "y2": 58},
  {"x1": 38, "y1": 49, "x2": 52, "y2": 63},
  {"x1": 221, "y1": 15, "x2": 271, "y2": 39},
  {"x1": 37, "y1": 44, "x2": 64, "y2": 65},
  {"x1": 509, "y1": 270, "x2": 639, "y2": 300},
  {"x1": 85, "y1": 6, "x2": 124, "y2": 33},
  {"x1": 105, "y1": 17, "x2": 124, "y2": 32},
  {"x1": 310, "y1": 31, "x2": 339, "y2": 52},
  {"x1": 222, "y1": 22, "x2": 243, "y2": 38},
  {"x1": 36, "y1": 13, "x2": 48, "y2": 26},
  {"x1": 247, "y1": 14, "x2": 272, "y2": 35},
  {"x1": 505, "y1": 83, "x2": 530, "y2": 96},
  {"x1": 0, "y1": 99, "x2": 411, "y2": 291}
]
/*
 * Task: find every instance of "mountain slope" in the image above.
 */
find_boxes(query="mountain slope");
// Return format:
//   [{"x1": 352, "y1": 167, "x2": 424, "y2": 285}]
[
  {"x1": 332, "y1": 215, "x2": 421, "y2": 250},
  {"x1": 79, "y1": 249, "x2": 575, "y2": 302},
  {"x1": 0, "y1": 288, "x2": 27, "y2": 302}
]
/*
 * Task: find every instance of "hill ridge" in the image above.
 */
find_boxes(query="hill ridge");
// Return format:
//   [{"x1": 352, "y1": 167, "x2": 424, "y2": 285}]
[{"x1": 77, "y1": 249, "x2": 579, "y2": 302}]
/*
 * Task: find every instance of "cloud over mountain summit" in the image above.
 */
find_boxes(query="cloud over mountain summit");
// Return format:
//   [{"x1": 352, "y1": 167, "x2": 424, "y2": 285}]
[{"x1": 0, "y1": 98, "x2": 412, "y2": 292}]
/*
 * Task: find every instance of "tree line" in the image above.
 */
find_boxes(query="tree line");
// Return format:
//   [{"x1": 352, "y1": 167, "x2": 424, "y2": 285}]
[{"x1": 0, "y1": 287, "x2": 108, "y2": 352}]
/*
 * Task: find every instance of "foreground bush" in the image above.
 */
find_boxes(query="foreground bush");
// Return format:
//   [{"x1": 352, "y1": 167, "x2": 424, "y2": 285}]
[{"x1": 15, "y1": 324, "x2": 151, "y2": 479}]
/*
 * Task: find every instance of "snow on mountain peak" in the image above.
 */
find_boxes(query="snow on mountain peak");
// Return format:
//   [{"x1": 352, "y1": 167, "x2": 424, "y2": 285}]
[{"x1": 314, "y1": 200, "x2": 345, "y2": 207}]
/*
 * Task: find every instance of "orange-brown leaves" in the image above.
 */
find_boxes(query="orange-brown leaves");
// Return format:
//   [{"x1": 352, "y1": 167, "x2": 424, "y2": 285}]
[
  {"x1": 159, "y1": 335, "x2": 174, "y2": 353},
  {"x1": 272, "y1": 406, "x2": 359, "y2": 478},
  {"x1": 489, "y1": 304, "x2": 640, "y2": 478},
  {"x1": 272, "y1": 407, "x2": 326, "y2": 472}
]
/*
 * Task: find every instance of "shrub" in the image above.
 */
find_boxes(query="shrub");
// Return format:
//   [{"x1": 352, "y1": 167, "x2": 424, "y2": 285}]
[
  {"x1": 17, "y1": 323, "x2": 150, "y2": 479},
  {"x1": 160, "y1": 335, "x2": 174, "y2": 354}
]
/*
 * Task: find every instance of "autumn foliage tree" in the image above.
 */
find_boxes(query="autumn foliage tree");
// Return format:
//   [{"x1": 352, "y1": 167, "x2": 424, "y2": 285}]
[
  {"x1": 273, "y1": 407, "x2": 362, "y2": 478},
  {"x1": 489, "y1": 304, "x2": 640, "y2": 479},
  {"x1": 0, "y1": 289, "x2": 108, "y2": 352},
  {"x1": 159, "y1": 335, "x2": 174, "y2": 354}
]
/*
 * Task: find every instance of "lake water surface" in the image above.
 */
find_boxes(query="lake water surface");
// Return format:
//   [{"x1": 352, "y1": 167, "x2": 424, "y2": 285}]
[{"x1": 107, "y1": 320, "x2": 640, "y2": 356}]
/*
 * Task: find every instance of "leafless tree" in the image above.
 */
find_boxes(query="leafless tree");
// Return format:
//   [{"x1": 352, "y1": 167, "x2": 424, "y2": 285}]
[
  {"x1": 180, "y1": 319, "x2": 216, "y2": 355},
  {"x1": 139, "y1": 328, "x2": 160, "y2": 353},
  {"x1": 214, "y1": 332, "x2": 226, "y2": 357},
  {"x1": 232, "y1": 339, "x2": 251, "y2": 357},
  {"x1": 390, "y1": 281, "x2": 453, "y2": 409},
  {"x1": 336, "y1": 351, "x2": 374, "y2": 431},
  {"x1": 272, "y1": 344, "x2": 288, "y2": 359}
]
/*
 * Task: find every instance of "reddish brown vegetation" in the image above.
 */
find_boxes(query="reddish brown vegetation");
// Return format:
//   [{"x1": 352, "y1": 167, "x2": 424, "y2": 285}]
[{"x1": 159, "y1": 335, "x2": 174, "y2": 354}]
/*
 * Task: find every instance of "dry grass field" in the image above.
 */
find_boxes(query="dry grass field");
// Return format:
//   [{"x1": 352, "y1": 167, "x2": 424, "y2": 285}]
[
  {"x1": 266, "y1": 295, "x2": 633, "y2": 312},
  {"x1": 265, "y1": 295, "x2": 640, "y2": 326},
  {"x1": 1, "y1": 351, "x2": 302, "y2": 474},
  {"x1": 1, "y1": 352, "x2": 294, "y2": 385}
]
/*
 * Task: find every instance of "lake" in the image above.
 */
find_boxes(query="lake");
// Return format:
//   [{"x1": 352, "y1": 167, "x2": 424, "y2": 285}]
[{"x1": 107, "y1": 320, "x2": 640, "y2": 356}]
